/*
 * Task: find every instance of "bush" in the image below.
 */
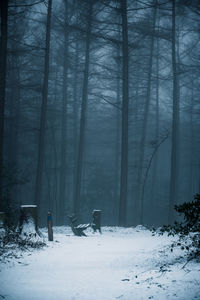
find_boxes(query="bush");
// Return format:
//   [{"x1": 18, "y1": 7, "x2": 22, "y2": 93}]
[
  {"x1": 0, "y1": 226, "x2": 46, "y2": 261},
  {"x1": 1, "y1": 228, "x2": 45, "y2": 249},
  {"x1": 159, "y1": 194, "x2": 200, "y2": 260}
]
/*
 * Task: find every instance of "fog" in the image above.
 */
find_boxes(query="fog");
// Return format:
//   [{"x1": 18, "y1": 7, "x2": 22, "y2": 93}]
[{"x1": 0, "y1": 0, "x2": 199, "y2": 227}]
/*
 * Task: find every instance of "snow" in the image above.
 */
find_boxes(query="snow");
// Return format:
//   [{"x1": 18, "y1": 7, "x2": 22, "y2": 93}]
[
  {"x1": 0, "y1": 226, "x2": 200, "y2": 300},
  {"x1": 18, "y1": 218, "x2": 44, "y2": 245},
  {"x1": 20, "y1": 205, "x2": 37, "y2": 208}
]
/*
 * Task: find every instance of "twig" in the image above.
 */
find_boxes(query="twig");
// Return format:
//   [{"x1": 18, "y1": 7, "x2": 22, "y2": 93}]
[{"x1": 181, "y1": 256, "x2": 193, "y2": 269}]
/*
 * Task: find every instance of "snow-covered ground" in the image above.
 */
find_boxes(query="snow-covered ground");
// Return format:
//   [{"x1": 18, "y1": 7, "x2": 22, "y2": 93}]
[{"x1": 0, "y1": 226, "x2": 199, "y2": 300}]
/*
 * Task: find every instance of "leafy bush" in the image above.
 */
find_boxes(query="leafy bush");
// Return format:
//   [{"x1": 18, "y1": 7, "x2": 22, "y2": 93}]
[
  {"x1": 159, "y1": 194, "x2": 200, "y2": 260},
  {"x1": 0, "y1": 226, "x2": 46, "y2": 261},
  {"x1": 1, "y1": 228, "x2": 45, "y2": 249}
]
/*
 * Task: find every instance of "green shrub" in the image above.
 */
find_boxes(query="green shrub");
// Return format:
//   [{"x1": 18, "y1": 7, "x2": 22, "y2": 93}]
[{"x1": 159, "y1": 194, "x2": 200, "y2": 260}]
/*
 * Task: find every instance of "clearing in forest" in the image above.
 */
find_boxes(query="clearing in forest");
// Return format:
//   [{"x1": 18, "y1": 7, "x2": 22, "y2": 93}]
[{"x1": 0, "y1": 226, "x2": 199, "y2": 300}]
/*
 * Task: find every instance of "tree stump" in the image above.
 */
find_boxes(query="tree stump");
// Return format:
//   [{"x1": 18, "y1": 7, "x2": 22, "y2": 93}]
[
  {"x1": 91, "y1": 210, "x2": 101, "y2": 233},
  {"x1": 19, "y1": 205, "x2": 39, "y2": 236},
  {"x1": 47, "y1": 211, "x2": 53, "y2": 241}
]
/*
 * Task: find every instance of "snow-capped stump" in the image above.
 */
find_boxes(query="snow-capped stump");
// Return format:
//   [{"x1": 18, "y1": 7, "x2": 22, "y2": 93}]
[
  {"x1": 19, "y1": 205, "x2": 39, "y2": 237},
  {"x1": 17, "y1": 205, "x2": 45, "y2": 247}
]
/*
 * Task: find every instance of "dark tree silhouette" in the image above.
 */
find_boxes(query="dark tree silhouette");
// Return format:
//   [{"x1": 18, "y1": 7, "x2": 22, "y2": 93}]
[{"x1": 0, "y1": 0, "x2": 8, "y2": 210}]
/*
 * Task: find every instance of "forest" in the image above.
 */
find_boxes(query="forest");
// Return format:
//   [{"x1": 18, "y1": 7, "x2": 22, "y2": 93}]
[{"x1": 0, "y1": 0, "x2": 199, "y2": 228}]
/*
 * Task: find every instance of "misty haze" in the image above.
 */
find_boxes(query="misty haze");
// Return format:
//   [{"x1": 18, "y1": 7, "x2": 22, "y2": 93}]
[{"x1": 0, "y1": 0, "x2": 200, "y2": 299}]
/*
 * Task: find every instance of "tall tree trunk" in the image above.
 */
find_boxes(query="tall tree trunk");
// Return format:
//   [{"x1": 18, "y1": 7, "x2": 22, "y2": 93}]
[
  {"x1": 7, "y1": 24, "x2": 21, "y2": 170},
  {"x1": 48, "y1": 121, "x2": 58, "y2": 221},
  {"x1": 150, "y1": 16, "x2": 160, "y2": 216},
  {"x1": 168, "y1": 0, "x2": 180, "y2": 224},
  {"x1": 58, "y1": 0, "x2": 69, "y2": 225},
  {"x1": 114, "y1": 27, "x2": 121, "y2": 208},
  {"x1": 35, "y1": 0, "x2": 52, "y2": 213},
  {"x1": 189, "y1": 79, "x2": 194, "y2": 198},
  {"x1": 73, "y1": 0, "x2": 93, "y2": 219},
  {"x1": 137, "y1": 2, "x2": 157, "y2": 224},
  {"x1": 7, "y1": 49, "x2": 21, "y2": 207},
  {"x1": 119, "y1": 0, "x2": 129, "y2": 226},
  {"x1": 51, "y1": 70, "x2": 59, "y2": 224},
  {"x1": 0, "y1": 0, "x2": 8, "y2": 210},
  {"x1": 132, "y1": 67, "x2": 140, "y2": 225},
  {"x1": 72, "y1": 38, "x2": 79, "y2": 212}
]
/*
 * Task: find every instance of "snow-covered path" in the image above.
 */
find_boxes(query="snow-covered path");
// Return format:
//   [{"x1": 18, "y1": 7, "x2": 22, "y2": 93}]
[{"x1": 0, "y1": 226, "x2": 199, "y2": 300}]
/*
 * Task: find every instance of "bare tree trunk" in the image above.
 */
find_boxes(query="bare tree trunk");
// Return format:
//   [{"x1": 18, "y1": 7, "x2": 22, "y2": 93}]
[
  {"x1": 132, "y1": 68, "x2": 140, "y2": 225},
  {"x1": 136, "y1": 3, "x2": 157, "y2": 224},
  {"x1": 58, "y1": 0, "x2": 69, "y2": 225},
  {"x1": 73, "y1": 0, "x2": 93, "y2": 218},
  {"x1": 72, "y1": 38, "x2": 79, "y2": 214},
  {"x1": 0, "y1": 0, "x2": 8, "y2": 210},
  {"x1": 168, "y1": 0, "x2": 180, "y2": 224},
  {"x1": 119, "y1": 0, "x2": 129, "y2": 226},
  {"x1": 151, "y1": 16, "x2": 160, "y2": 215},
  {"x1": 189, "y1": 79, "x2": 194, "y2": 198},
  {"x1": 114, "y1": 28, "x2": 121, "y2": 208},
  {"x1": 50, "y1": 69, "x2": 59, "y2": 224},
  {"x1": 7, "y1": 20, "x2": 21, "y2": 170},
  {"x1": 35, "y1": 0, "x2": 52, "y2": 213},
  {"x1": 49, "y1": 124, "x2": 58, "y2": 223},
  {"x1": 7, "y1": 49, "x2": 21, "y2": 206},
  {"x1": 140, "y1": 134, "x2": 168, "y2": 217}
]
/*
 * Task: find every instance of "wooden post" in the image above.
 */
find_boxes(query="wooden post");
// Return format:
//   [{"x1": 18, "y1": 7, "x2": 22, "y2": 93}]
[
  {"x1": 92, "y1": 210, "x2": 101, "y2": 233},
  {"x1": 0, "y1": 212, "x2": 5, "y2": 228},
  {"x1": 47, "y1": 211, "x2": 53, "y2": 241}
]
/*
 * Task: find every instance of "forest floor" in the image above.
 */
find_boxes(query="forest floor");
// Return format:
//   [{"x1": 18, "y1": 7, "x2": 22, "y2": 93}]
[{"x1": 0, "y1": 226, "x2": 200, "y2": 300}]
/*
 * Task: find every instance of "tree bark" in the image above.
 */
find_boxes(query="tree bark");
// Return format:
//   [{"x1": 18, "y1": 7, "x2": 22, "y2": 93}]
[
  {"x1": 119, "y1": 0, "x2": 129, "y2": 226},
  {"x1": 72, "y1": 38, "x2": 79, "y2": 214},
  {"x1": 58, "y1": 0, "x2": 69, "y2": 225},
  {"x1": 189, "y1": 79, "x2": 194, "y2": 198},
  {"x1": 0, "y1": 0, "x2": 8, "y2": 210},
  {"x1": 136, "y1": 1, "x2": 157, "y2": 224},
  {"x1": 35, "y1": 0, "x2": 52, "y2": 213},
  {"x1": 73, "y1": 0, "x2": 93, "y2": 219},
  {"x1": 7, "y1": 19, "x2": 21, "y2": 176},
  {"x1": 168, "y1": 0, "x2": 180, "y2": 224},
  {"x1": 150, "y1": 27, "x2": 160, "y2": 212},
  {"x1": 114, "y1": 28, "x2": 121, "y2": 208}
]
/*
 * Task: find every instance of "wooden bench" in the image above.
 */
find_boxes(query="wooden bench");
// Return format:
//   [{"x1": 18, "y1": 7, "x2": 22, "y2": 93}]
[{"x1": 68, "y1": 215, "x2": 90, "y2": 236}]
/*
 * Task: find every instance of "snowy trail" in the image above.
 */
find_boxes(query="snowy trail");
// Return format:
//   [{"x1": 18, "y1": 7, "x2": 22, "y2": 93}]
[{"x1": 0, "y1": 226, "x2": 200, "y2": 300}]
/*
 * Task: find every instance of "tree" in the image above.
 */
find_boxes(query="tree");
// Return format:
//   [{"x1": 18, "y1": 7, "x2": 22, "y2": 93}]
[
  {"x1": 0, "y1": 0, "x2": 8, "y2": 210},
  {"x1": 168, "y1": 0, "x2": 180, "y2": 224},
  {"x1": 58, "y1": 0, "x2": 69, "y2": 225},
  {"x1": 119, "y1": 0, "x2": 129, "y2": 226},
  {"x1": 2, "y1": 0, "x2": 199, "y2": 228},
  {"x1": 73, "y1": 0, "x2": 93, "y2": 219},
  {"x1": 35, "y1": 0, "x2": 52, "y2": 216},
  {"x1": 138, "y1": 1, "x2": 158, "y2": 224}
]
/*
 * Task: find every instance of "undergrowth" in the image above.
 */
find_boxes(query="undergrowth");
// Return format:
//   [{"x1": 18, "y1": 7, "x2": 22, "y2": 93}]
[
  {"x1": 0, "y1": 227, "x2": 46, "y2": 262},
  {"x1": 155, "y1": 194, "x2": 200, "y2": 261}
]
